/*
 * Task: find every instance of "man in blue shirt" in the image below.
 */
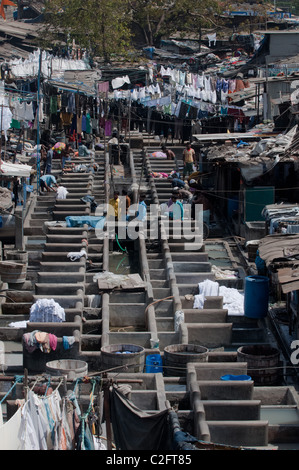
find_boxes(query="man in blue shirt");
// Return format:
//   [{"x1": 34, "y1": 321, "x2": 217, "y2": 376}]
[
  {"x1": 136, "y1": 193, "x2": 147, "y2": 221},
  {"x1": 40, "y1": 174, "x2": 59, "y2": 192},
  {"x1": 167, "y1": 191, "x2": 184, "y2": 220}
]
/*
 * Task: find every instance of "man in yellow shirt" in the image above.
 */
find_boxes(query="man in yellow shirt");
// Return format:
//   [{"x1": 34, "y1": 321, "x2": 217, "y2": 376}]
[
  {"x1": 108, "y1": 191, "x2": 121, "y2": 220},
  {"x1": 183, "y1": 142, "x2": 195, "y2": 177}
]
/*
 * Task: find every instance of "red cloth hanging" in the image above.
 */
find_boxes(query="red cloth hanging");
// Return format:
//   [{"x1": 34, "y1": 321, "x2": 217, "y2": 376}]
[{"x1": 0, "y1": 0, "x2": 16, "y2": 20}]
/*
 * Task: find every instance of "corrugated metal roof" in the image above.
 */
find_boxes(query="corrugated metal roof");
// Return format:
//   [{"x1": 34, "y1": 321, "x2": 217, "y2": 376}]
[
  {"x1": 277, "y1": 266, "x2": 299, "y2": 294},
  {"x1": 259, "y1": 233, "x2": 299, "y2": 267}
]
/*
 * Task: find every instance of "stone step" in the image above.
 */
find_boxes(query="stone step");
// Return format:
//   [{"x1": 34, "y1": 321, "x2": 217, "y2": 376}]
[
  {"x1": 53, "y1": 204, "x2": 89, "y2": 211},
  {"x1": 183, "y1": 323, "x2": 233, "y2": 348},
  {"x1": 39, "y1": 261, "x2": 85, "y2": 272},
  {"x1": 37, "y1": 272, "x2": 85, "y2": 283},
  {"x1": 35, "y1": 283, "x2": 85, "y2": 295},
  {"x1": 206, "y1": 421, "x2": 268, "y2": 447},
  {"x1": 41, "y1": 252, "x2": 88, "y2": 262},
  {"x1": 43, "y1": 243, "x2": 86, "y2": 252},
  {"x1": 183, "y1": 309, "x2": 228, "y2": 323}
]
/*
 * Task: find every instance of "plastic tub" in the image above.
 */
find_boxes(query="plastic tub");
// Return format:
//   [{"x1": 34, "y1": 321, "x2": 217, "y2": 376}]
[{"x1": 221, "y1": 374, "x2": 252, "y2": 381}]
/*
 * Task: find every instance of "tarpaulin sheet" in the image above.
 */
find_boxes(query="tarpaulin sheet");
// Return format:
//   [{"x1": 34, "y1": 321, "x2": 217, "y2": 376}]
[
  {"x1": 65, "y1": 215, "x2": 105, "y2": 229},
  {"x1": 0, "y1": 160, "x2": 32, "y2": 177},
  {"x1": 110, "y1": 387, "x2": 170, "y2": 451}
]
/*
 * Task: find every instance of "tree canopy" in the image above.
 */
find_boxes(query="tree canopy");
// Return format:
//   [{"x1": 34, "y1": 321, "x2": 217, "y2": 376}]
[
  {"x1": 129, "y1": 0, "x2": 222, "y2": 47},
  {"x1": 39, "y1": 0, "x2": 223, "y2": 60},
  {"x1": 40, "y1": 0, "x2": 132, "y2": 62}
]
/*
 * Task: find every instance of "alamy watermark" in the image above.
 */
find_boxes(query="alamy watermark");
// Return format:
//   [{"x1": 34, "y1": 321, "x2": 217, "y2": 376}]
[
  {"x1": 290, "y1": 341, "x2": 299, "y2": 365},
  {"x1": 94, "y1": 197, "x2": 206, "y2": 250}
]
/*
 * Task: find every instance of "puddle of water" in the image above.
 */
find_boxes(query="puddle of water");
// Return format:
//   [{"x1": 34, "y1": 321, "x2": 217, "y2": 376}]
[
  {"x1": 109, "y1": 251, "x2": 140, "y2": 274},
  {"x1": 164, "y1": 383, "x2": 186, "y2": 391},
  {"x1": 205, "y1": 244, "x2": 233, "y2": 268},
  {"x1": 260, "y1": 407, "x2": 299, "y2": 425}
]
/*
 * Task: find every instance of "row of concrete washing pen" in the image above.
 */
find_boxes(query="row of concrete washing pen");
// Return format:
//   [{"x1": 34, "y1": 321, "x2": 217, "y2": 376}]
[{"x1": 0, "y1": 138, "x2": 298, "y2": 446}]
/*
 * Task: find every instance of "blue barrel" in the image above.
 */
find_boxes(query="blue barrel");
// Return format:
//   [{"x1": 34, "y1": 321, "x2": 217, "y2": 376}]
[
  {"x1": 244, "y1": 275, "x2": 269, "y2": 318},
  {"x1": 145, "y1": 354, "x2": 163, "y2": 373}
]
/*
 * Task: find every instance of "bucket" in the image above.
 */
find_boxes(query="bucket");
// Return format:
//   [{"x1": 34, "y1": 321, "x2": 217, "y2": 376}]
[
  {"x1": 221, "y1": 374, "x2": 252, "y2": 381},
  {"x1": 46, "y1": 359, "x2": 88, "y2": 380},
  {"x1": 100, "y1": 344, "x2": 145, "y2": 373},
  {"x1": 244, "y1": 275, "x2": 269, "y2": 318},
  {"x1": 164, "y1": 344, "x2": 208, "y2": 377},
  {"x1": 0, "y1": 261, "x2": 27, "y2": 284},
  {"x1": 145, "y1": 354, "x2": 163, "y2": 373},
  {"x1": 237, "y1": 344, "x2": 280, "y2": 385}
]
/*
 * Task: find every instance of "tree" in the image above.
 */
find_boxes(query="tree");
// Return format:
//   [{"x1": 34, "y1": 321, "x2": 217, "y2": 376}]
[
  {"x1": 128, "y1": 0, "x2": 222, "y2": 47},
  {"x1": 39, "y1": 0, "x2": 132, "y2": 62}
]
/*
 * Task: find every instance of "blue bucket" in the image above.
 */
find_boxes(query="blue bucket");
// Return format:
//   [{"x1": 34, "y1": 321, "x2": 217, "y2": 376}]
[
  {"x1": 221, "y1": 374, "x2": 252, "y2": 381},
  {"x1": 244, "y1": 275, "x2": 269, "y2": 318},
  {"x1": 145, "y1": 354, "x2": 163, "y2": 373}
]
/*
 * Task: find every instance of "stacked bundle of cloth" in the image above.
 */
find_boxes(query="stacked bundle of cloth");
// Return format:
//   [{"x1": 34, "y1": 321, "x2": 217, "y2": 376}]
[{"x1": 23, "y1": 330, "x2": 58, "y2": 353}]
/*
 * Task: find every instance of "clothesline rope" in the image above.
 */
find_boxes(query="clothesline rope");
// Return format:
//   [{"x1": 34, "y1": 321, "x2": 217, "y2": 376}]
[{"x1": 0, "y1": 375, "x2": 23, "y2": 404}]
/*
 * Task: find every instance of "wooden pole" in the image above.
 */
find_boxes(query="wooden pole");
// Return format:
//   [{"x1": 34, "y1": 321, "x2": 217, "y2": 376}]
[{"x1": 103, "y1": 377, "x2": 113, "y2": 450}]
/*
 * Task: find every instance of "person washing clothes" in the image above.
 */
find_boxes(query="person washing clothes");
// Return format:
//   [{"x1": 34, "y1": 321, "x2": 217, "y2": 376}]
[
  {"x1": 168, "y1": 170, "x2": 186, "y2": 189},
  {"x1": 165, "y1": 191, "x2": 184, "y2": 220},
  {"x1": 61, "y1": 143, "x2": 75, "y2": 172},
  {"x1": 40, "y1": 174, "x2": 59, "y2": 193},
  {"x1": 78, "y1": 141, "x2": 90, "y2": 157},
  {"x1": 161, "y1": 145, "x2": 175, "y2": 160}
]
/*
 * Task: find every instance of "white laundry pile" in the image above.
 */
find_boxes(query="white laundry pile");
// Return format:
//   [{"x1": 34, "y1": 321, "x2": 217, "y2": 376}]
[
  {"x1": 56, "y1": 186, "x2": 68, "y2": 200},
  {"x1": 211, "y1": 265, "x2": 239, "y2": 280},
  {"x1": 67, "y1": 248, "x2": 88, "y2": 261},
  {"x1": 219, "y1": 285, "x2": 244, "y2": 316},
  {"x1": 193, "y1": 279, "x2": 219, "y2": 309},
  {"x1": 193, "y1": 279, "x2": 244, "y2": 315},
  {"x1": 9, "y1": 320, "x2": 29, "y2": 328},
  {"x1": 29, "y1": 298, "x2": 66, "y2": 323}
]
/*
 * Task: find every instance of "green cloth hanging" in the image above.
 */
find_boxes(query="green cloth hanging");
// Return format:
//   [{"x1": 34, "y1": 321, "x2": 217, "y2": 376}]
[{"x1": 10, "y1": 119, "x2": 21, "y2": 129}]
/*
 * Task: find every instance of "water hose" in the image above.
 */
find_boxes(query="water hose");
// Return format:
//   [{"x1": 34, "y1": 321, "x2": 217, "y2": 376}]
[
  {"x1": 115, "y1": 233, "x2": 127, "y2": 253},
  {"x1": 116, "y1": 253, "x2": 128, "y2": 272}
]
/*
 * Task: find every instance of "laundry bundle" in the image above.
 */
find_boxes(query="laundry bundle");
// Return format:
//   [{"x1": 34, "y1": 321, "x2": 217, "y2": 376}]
[
  {"x1": 23, "y1": 330, "x2": 58, "y2": 353},
  {"x1": 193, "y1": 278, "x2": 244, "y2": 315},
  {"x1": 29, "y1": 298, "x2": 66, "y2": 323},
  {"x1": 150, "y1": 172, "x2": 169, "y2": 178},
  {"x1": 67, "y1": 248, "x2": 88, "y2": 261},
  {"x1": 56, "y1": 186, "x2": 68, "y2": 200}
]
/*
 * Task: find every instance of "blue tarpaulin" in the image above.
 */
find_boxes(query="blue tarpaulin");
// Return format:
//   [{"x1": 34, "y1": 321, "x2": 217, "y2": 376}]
[{"x1": 65, "y1": 216, "x2": 106, "y2": 229}]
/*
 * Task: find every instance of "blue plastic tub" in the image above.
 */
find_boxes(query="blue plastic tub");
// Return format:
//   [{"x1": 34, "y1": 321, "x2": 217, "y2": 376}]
[{"x1": 221, "y1": 374, "x2": 252, "y2": 381}]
